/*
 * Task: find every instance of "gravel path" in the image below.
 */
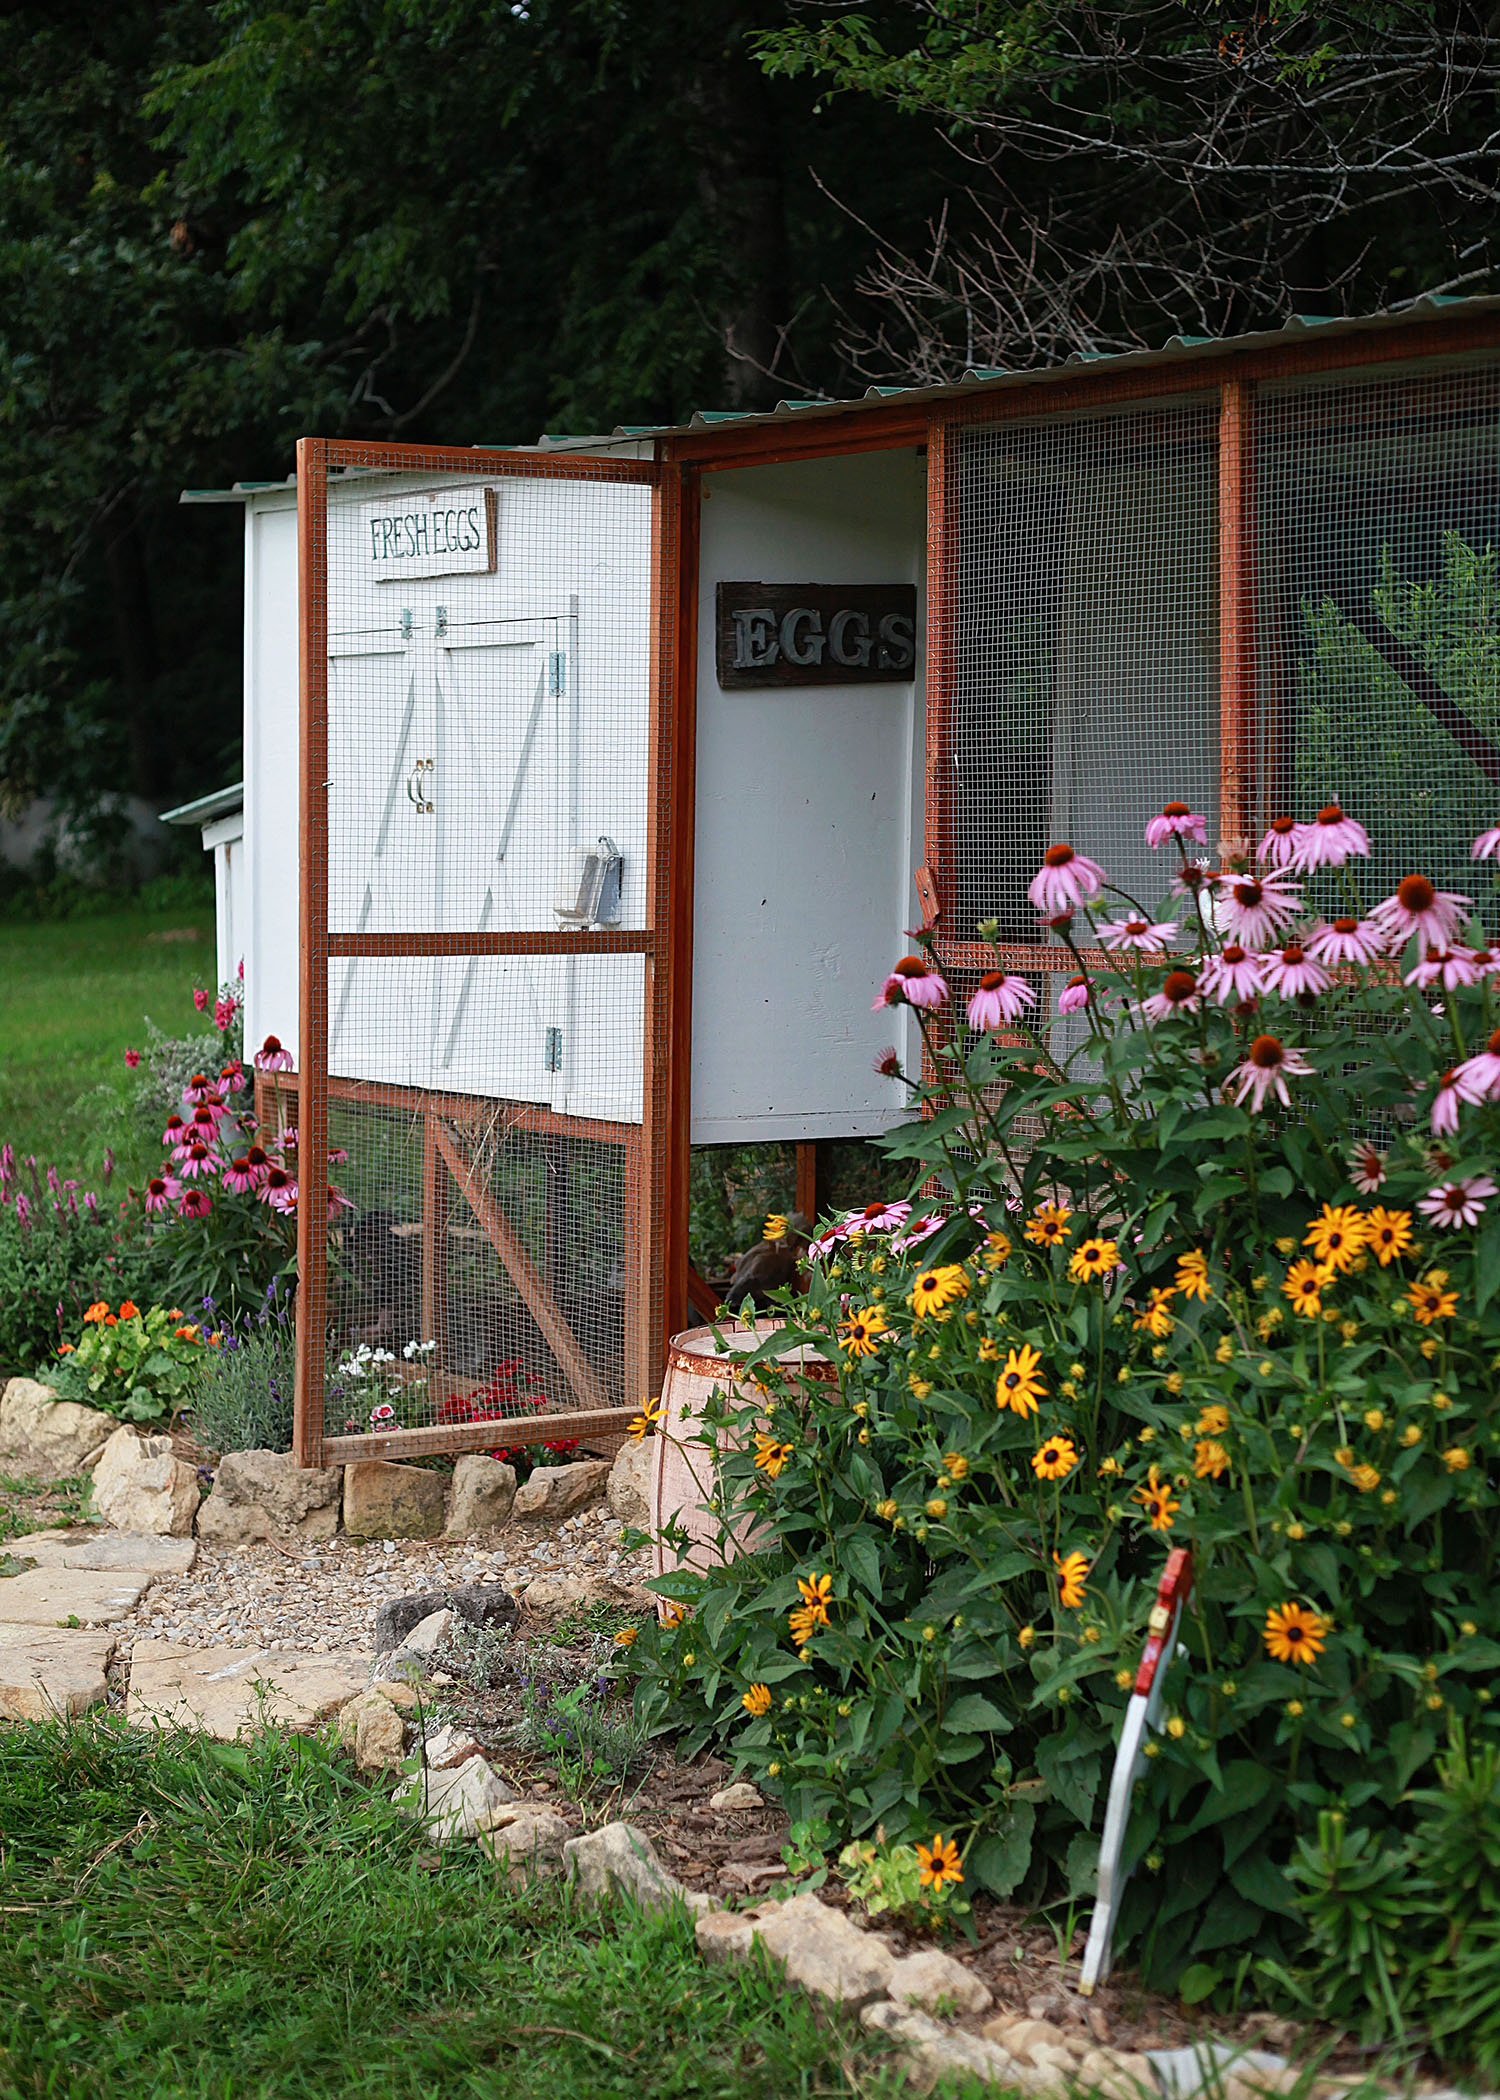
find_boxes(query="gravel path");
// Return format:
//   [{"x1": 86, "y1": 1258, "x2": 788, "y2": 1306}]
[{"x1": 113, "y1": 1501, "x2": 652, "y2": 1654}]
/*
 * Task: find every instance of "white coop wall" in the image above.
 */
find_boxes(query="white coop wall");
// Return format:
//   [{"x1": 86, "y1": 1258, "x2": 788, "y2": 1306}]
[
  {"x1": 690, "y1": 448, "x2": 927, "y2": 1142},
  {"x1": 242, "y1": 493, "x2": 300, "y2": 1064}
]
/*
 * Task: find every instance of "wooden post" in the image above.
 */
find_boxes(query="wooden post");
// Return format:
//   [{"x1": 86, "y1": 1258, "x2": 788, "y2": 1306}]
[
  {"x1": 1218, "y1": 375, "x2": 1256, "y2": 851},
  {"x1": 795, "y1": 1140, "x2": 818, "y2": 1225},
  {"x1": 420, "y1": 1106, "x2": 449, "y2": 1360},
  {"x1": 293, "y1": 438, "x2": 329, "y2": 1469}
]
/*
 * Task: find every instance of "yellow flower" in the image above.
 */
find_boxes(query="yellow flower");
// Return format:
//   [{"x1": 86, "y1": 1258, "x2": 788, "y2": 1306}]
[
  {"x1": 1165, "y1": 1371, "x2": 1184, "y2": 1395},
  {"x1": 1363, "y1": 1408, "x2": 1384, "y2": 1431},
  {"x1": 995, "y1": 1343, "x2": 1046, "y2": 1417},
  {"x1": 944, "y1": 1452, "x2": 969, "y2": 1480},
  {"x1": 753, "y1": 1432, "x2": 795, "y2": 1479},
  {"x1": 1401, "y1": 1424, "x2": 1422, "y2": 1446},
  {"x1": 797, "y1": 1572, "x2": 833, "y2": 1620},
  {"x1": 1017, "y1": 1625, "x2": 1036, "y2": 1649},
  {"x1": 1283, "y1": 1259, "x2": 1330, "y2": 1318},
  {"x1": 1340, "y1": 1712, "x2": 1357, "y2": 1730},
  {"x1": 1443, "y1": 1446, "x2": 1472, "y2": 1472},
  {"x1": 978, "y1": 1335, "x2": 1001, "y2": 1362},
  {"x1": 1116, "y1": 1668, "x2": 1134, "y2": 1690},
  {"x1": 983, "y1": 1231, "x2": 1012, "y2": 1269},
  {"x1": 1214, "y1": 1337, "x2": 1234, "y2": 1364},
  {"x1": 909, "y1": 1378, "x2": 934, "y2": 1399},
  {"x1": 1133, "y1": 1465, "x2": 1179, "y2": 1531},
  {"x1": 1032, "y1": 1435, "x2": 1079, "y2": 1482},
  {"x1": 1340, "y1": 1320, "x2": 1360, "y2": 1342},
  {"x1": 1286, "y1": 1521, "x2": 1306, "y2": 1541},
  {"x1": 1068, "y1": 1236, "x2": 1119, "y2": 1284},
  {"x1": 1193, "y1": 1439, "x2": 1230, "y2": 1481},
  {"x1": 915, "y1": 1834, "x2": 963, "y2": 1889},
  {"x1": 1381, "y1": 1490, "x2": 1398, "y2": 1506},
  {"x1": 1274, "y1": 1236, "x2": 1297, "y2": 1256},
  {"x1": 788, "y1": 1606, "x2": 820, "y2": 1650},
  {"x1": 1285, "y1": 1699, "x2": 1304, "y2": 1718},
  {"x1": 1462, "y1": 1620, "x2": 1478, "y2": 1636},
  {"x1": 614, "y1": 1627, "x2": 638, "y2": 1647},
  {"x1": 742, "y1": 1683, "x2": 772, "y2": 1716},
  {"x1": 1366, "y1": 1206, "x2": 1415, "y2": 1266},
  {"x1": 876, "y1": 1498, "x2": 899, "y2": 1521},
  {"x1": 660, "y1": 1601, "x2": 686, "y2": 1628},
  {"x1": 839, "y1": 1304, "x2": 889, "y2": 1358},
  {"x1": 1133, "y1": 1287, "x2": 1176, "y2": 1337},
  {"x1": 1348, "y1": 1464, "x2": 1382, "y2": 1494},
  {"x1": 925, "y1": 1497, "x2": 948, "y2": 1519},
  {"x1": 1303, "y1": 1204, "x2": 1371, "y2": 1274},
  {"x1": 1060, "y1": 1378, "x2": 1080, "y2": 1400},
  {"x1": 912, "y1": 1265, "x2": 968, "y2": 1317},
  {"x1": 763, "y1": 1213, "x2": 789, "y2": 1242},
  {"x1": 1193, "y1": 1405, "x2": 1227, "y2": 1437},
  {"x1": 1263, "y1": 1602, "x2": 1327, "y2": 1665},
  {"x1": 1409, "y1": 1271, "x2": 1459, "y2": 1324},
  {"x1": 1024, "y1": 1203, "x2": 1072, "y2": 1248},
  {"x1": 1166, "y1": 1715, "x2": 1186, "y2": 1739},
  {"x1": 629, "y1": 1395, "x2": 664, "y2": 1440},
  {"x1": 1175, "y1": 1249, "x2": 1211, "y2": 1302},
  {"x1": 1433, "y1": 1389, "x2": 1453, "y2": 1410},
  {"x1": 768, "y1": 1762, "x2": 781, "y2": 1777},
  {"x1": 1054, "y1": 1550, "x2": 1089, "y2": 1608}
]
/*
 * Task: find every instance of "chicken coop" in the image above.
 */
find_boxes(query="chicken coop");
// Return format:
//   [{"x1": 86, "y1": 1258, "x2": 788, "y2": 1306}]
[{"x1": 184, "y1": 293, "x2": 1500, "y2": 1464}]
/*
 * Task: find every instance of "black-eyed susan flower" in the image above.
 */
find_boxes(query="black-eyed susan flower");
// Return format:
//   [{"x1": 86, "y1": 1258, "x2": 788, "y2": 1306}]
[
  {"x1": 742, "y1": 1683, "x2": 772, "y2": 1716},
  {"x1": 1347, "y1": 1462, "x2": 1381, "y2": 1493},
  {"x1": 1408, "y1": 1271, "x2": 1459, "y2": 1324},
  {"x1": 983, "y1": 1231, "x2": 1012, "y2": 1269},
  {"x1": 753, "y1": 1432, "x2": 795, "y2": 1479},
  {"x1": 1068, "y1": 1236, "x2": 1119, "y2": 1283},
  {"x1": 912, "y1": 1264, "x2": 969, "y2": 1316},
  {"x1": 839, "y1": 1304, "x2": 888, "y2": 1357},
  {"x1": 915, "y1": 1834, "x2": 964, "y2": 1889},
  {"x1": 1196, "y1": 1403, "x2": 1229, "y2": 1436},
  {"x1": 1133, "y1": 1465, "x2": 1179, "y2": 1531},
  {"x1": 1133, "y1": 1287, "x2": 1175, "y2": 1337},
  {"x1": 1054, "y1": 1550, "x2": 1089, "y2": 1608},
  {"x1": 944, "y1": 1451, "x2": 969, "y2": 1479},
  {"x1": 1024, "y1": 1203, "x2": 1071, "y2": 1248},
  {"x1": 1283, "y1": 1258, "x2": 1330, "y2": 1318},
  {"x1": 762, "y1": 1213, "x2": 789, "y2": 1241},
  {"x1": 1174, "y1": 1249, "x2": 1211, "y2": 1302},
  {"x1": 1032, "y1": 1434, "x2": 1079, "y2": 1481},
  {"x1": 1443, "y1": 1445, "x2": 1472, "y2": 1472},
  {"x1": 1366, "y1": 1205, "x2": 1414, "y2": 1265},
  {"x1": 1302, "y1": 1203, "x2": 1371, "y2": 1273},
  {"x1": 628, "y1": 1395, "x2": 664, "y2": 1440},
  {"x1": 1263, "y1": 1601, "x2": 1327, "y2": 1665},
  {"x1": 787, "y1": 1571, "x2": 833, "y2": 1652},
  {"x1": 995, "y1": 1343, "x2": 1045, "y2": 1417},
  {"x1": 614, "y1": 1626, "x2": 638, "y2": 1647},
  {"x1": 1193, "y1": 1439, "x2": 1230, "y2": 1480}
]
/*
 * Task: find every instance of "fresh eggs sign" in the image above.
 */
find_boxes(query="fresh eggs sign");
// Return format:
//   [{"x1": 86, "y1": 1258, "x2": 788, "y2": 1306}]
[
  {"x1": 716, "y1": 582, "x2": 917, "y2": 689},
  {"x1": 361, "y1": 486, "x2": 498, "y2": 580}
]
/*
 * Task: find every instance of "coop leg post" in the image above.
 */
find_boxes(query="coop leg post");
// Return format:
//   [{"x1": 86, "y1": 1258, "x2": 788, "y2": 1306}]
[
  {"x1": 795, "y1": 1141, "x2": 818, "y2": 1225},
  {"x1": 421, "y1": 1106, "x2": 449, "y2": 1363},
  {"x1": 623, "y1": 1129, "x2": 645, "y2": 1408}
]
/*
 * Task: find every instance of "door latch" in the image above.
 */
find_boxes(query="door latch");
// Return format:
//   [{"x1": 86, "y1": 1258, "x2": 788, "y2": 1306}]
[
  {"x1": 544, "y1": 1026, "x2": 563, "y2": 1073},
  {"x1": 406, "y1": 758, "x2": 435, "y2": 814}
]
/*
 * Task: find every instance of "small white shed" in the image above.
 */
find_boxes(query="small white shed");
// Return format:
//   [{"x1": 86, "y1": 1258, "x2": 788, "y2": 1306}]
[{"x1": 159, "y1": 781, "x2": 246, "y2": 990}]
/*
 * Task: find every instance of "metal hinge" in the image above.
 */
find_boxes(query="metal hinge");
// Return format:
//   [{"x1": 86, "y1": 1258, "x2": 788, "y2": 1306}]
[
  {"x1": 400, "y1": 608, "x2": 413, "y2": 641},
  {"x1": 548, "y1": 650, "x2": 566, "y2": 696},
  {"x1": 435, "y1": 605, "x2": 448, "y2": 638},
  {"x1": 544, "y1": 1026, "x2": 563, "y2": 1073}
]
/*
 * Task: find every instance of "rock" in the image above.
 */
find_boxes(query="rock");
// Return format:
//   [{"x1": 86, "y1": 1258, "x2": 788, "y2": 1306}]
[
  {"x1": 981, "y1": 2017, "x2": 1072, "y2": 2064},
  {"x1": 695, "y1": 1891, "x2": 895, "y2": 2010},
  {"x1": 343, "y1": 1461, "x2": 447, "y2": 1540},
  {"x1": 0, "y1": 1564, "x2": 151, "y2": 1625},
  {"x1": 709, "y1": 1781, "x2": 764, "y2": 1814},
  {"x1": 0, "y1": 1378, "x2": 115, "y2": 1475},
  {"x1": 478, "y1": 1802, "x2": 572, "y2": 1883},
  {"x1": 520, "y1": 1569, "x2": 652, "y2": 1623},
  {"x1": 563, "y1": 1821, "x2": 704, "y2": 1916},
  {"x1": 336, "y1": 1688, "x2": 407, "y2": 1773},
  {"x1": 196, "y1": 1449, "x2": 342, "y2": 1545},
  {"x1": 395, "y1": 1755, "x2": 517, "y2": 1840},
  {"x1": 1076, "y1": 2048, "x2": 1156, "y2": 2099},
  {"x1": 91, "y1": 1427, "x2": 199, "y2": 1537},
  {"x1": 887, "y1": 1947, "x2": 993, "y2": 2017},
  {"x1": 15, "y1": 1529, "x2": 196, "y2": 1576},
  {"x1": 373, "y1": 1583, "x2": 517, "y2": 1655},
  {"x1": 606, "y1": 1438, "x2": 652, "y2": 1525},
  {"x1": 443, "y1": 1454, "x2": 516, "y2": 1537},
  {"x1": 863, "y1": 2002, "x2": 1059, "y2": 2096},
  {"x1": 511, "y1": 1460, "x2": 610, "y2": 1523},
  {"x1": 1030, "y1": 2043, "x2": 1082, "y2": 2075},
  {"x1": 369, "y1": 1677, "x2": 421, "y2": 1711},
  {"x1": 402, "y1": 1608, "x2": 454, "y2": 1656},
  {"x1": 125, "y1": 1640, "x2": 368, "y2": 1739},
  {"x1": 0, "y1": 1622, "x2": 115, "y2": 1720},
  {"x1": 423, "y1": 1722, "x2": 482, "y2": 1770}
]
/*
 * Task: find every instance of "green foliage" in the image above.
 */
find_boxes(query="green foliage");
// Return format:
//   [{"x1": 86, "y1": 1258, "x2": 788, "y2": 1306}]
[
  {"x1": 0, "y1": 1168, "x2": 168, "y2": 1374},
  {"x1": 838, "y1": 1832, "x2": 969, "y2": 1925},
  {"x1": 47, "y1": 1297, "x2": 207, "y2": 1424},
  {"x1": 186, "y1": 1277, "x2": 297, "y2": 1454}
]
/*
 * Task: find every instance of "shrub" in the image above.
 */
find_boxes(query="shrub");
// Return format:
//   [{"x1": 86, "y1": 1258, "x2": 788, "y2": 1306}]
[
  {"x1": 47, "y1": 1298, "x2": 208, "y2": 1424},
  {"x1": 631, "y1": 797, "x2": 1500, "y2": 2001},
  {"x1": 0, "y1": 1146, "x2": 167, "y2": 1374},
  {"x1": 186, "y1": 1281, "x2": 298, "y2": 1455}
]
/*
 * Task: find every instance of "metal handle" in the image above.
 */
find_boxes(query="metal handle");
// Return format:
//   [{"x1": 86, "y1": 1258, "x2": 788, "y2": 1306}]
[{"x1": 406, "y1": 759, "x2": 435, "y2": 814}]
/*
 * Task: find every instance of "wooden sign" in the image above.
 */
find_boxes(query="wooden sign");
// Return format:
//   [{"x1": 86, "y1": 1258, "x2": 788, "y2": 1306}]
[
  {"x1": 361, "y1": 486, "x2": 498, "y2": 580},
  {"x1": 716, "y1": 582, "x2": 917, "y2": 688}
]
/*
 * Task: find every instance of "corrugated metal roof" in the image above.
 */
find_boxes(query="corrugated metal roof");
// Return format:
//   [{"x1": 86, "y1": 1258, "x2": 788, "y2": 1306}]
[{"x1": 160, "y1": 782, "x2": 244, "y2": 826}]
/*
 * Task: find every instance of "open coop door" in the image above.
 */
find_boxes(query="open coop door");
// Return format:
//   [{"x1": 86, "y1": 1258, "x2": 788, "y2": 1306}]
[{"x1": 295, "y1": 441, "x2": 676, "y2": 1469}]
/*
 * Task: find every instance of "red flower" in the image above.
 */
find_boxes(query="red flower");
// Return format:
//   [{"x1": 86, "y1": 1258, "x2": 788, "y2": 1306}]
[
  {"x1": 123, "y1": 1048, "x2": 141, "y2": 1069},
  {"x1": 193, "y1": 987, "x2": 210, "y2": 1012}
]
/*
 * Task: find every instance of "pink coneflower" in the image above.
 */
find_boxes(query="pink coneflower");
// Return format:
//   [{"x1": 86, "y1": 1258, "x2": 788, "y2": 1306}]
[
  {"x1": 123, "y1": 1047, "x2": 141, "y2": 1069},
  {"x1": 1293, "y1": 802, "x2": 1373, "y2": 871},
  {"x1": 1200, "y1": 943, "x2": 1267, "y2": 1004},
  {"x1": 1145, "y1": 803, "x2": 1207, "y2": 849},
  {"x1": 1263, "y1": 943, "x2": 1333, "y2": 999},
  {"x1": 1257, "y1": 815, "x2": 1301, "y2": 869},
  {"x1": 1098, "y1": 915, "x2": 1177, "y2": 954},
  {"x1": 189, "y1": 1104, "x2": 226, "y2": 1138},
  {"x1": 177, "y1": 1142, "x2": 214, "y2": 1180},
  {"x1": 1454, "y1": 1026, "x2": 1500, "y2": 1102},
  {"x1": 161, "y1": 1114, "x2": 187, "y2": 1149},
  {"x1": 1140, "y1": 969, "x2": 1201, "y2": 1023},
  {"x1": 845, "y1": 1200, "x2": 913, "y2": 1235},
  {"x1": 281, "y1": 1128, "x2": 299, "y2": 1150},
  {"x1": 179, "y1": 1187, "x2": 212, "y2": 1220},
  {"x1": 1369, "y1": 874, "x2": 1472, "y2": 951},
  {"x1": 255, "y1": 1034, "x2": 294, "y2": 1072},
  {"x1": 1027, "y1": 843, "x2": 1106, "y2": 915},
  {"x1": 1429, "y1": 1068, "x2": 1481, "y2": 1137},
  {"x1": 244, "y1": 1145, "x2": 272, "y2": 1187},
  {"x1": 1230, "y1": 1033, "x2": 1314, "y2": 1112},
  {"x1": 221, "y1": 1158, "x2": 256, "y2": 1195},
  {"x1": 873, "y1": 1045, "x2": 903, "y2": 1079},
  {"x1": 260, "y1": 1164, "x2": 295, "y2": 1207},
  {"x1": 874, "y1": 955, "x2": 948, "y2": 1011},
  {"x1": 1221, "y1": 873, "x2": 1303, "y2": 947},
  {"x1": 1170, "y1": 862, "x2": 1223, "y2": 904},
  {"x1": 328, "y1": 1145, "x2": 349, "y2": 1165},
  {"x1": 1406, "y1": 945, "x2": 1483, "y2": 990},
  {"x1": 967, "y1": 972, "x2": 1037, "y2": 1029},
  {"x1": 1058, "y1": 974, "x2": 1091, "y2": 1015},
  {"x1": 328, "y1": 1185, "x2": 354, "y2": 1220},
  {"x1": 219, "y1": 1060, "x2": 245, "y2": 1093},
  {"x1": 183, "y1": 1073, "x2": 217, "y2": 1104},
  {"x1": 1349, "y1": 1142, "x2": 1388, "y2": 1194},
  {"x1": 1305, "y1": 916, "x2": 1383, "y2": 967},
  {"x1": 144, "y1": 1175, "x2": 179, "y2": 1213},
  {"x1": 892, "y1": 1212, "x2": 947, "y2": 1254},
  {"x1": 1418, "y1": 1176, "x2": 1498, "y2": 1228},
  {"x1": 1472, "y1": 825, "x2": 1500, "y2": 861},
  {"x1": 192, "y1": 987, "x2": 210, "y2": 1012}
]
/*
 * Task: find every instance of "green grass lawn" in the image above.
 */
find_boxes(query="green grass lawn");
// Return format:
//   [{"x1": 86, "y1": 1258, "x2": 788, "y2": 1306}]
[
  {"x1": 0, "y1": 1717, "x2": 944, "y2": 2100},
  {"x1": 0, "y1": 905, "x2": 217, "y2": 1181}
]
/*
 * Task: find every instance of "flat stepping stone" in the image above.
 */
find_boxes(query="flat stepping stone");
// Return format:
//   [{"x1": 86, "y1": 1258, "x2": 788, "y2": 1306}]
[
  {"x1": 0, "y1": 1565, "x2": 151, "y2": 1625},
  {"x1": 16, "y1": 1529, "x2": 197, "y2": 1576},
  {"x1": 125, "y1": 1640, "x2": 370, "y2": 1740},
  {"x1": 0, "y1": 1622, "x2": 115, "y2": 1720}
]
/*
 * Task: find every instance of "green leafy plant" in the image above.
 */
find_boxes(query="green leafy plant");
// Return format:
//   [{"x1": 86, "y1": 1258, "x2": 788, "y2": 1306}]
[
  {"x1": 838, "y1": 1831, "x2": 969, "y2": 1927},
  {"x1": 47, "y1": 1296, "x2": 208, "y2": 1423},
  {"x1": 186, "y1": 1280, "x2": 297, "y2": 1455}
]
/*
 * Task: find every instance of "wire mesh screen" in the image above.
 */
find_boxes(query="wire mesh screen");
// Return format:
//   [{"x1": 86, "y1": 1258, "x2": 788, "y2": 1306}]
[
  {"x1": 937, "y1": 396, "x2": 1220, "y2": 1031},
  {"x1": 298, "y1": 445, "x2": 666, "y2": 1464},
  {"x1": 1257, "y1": 360, "x2": 1500, "y2": 901}
]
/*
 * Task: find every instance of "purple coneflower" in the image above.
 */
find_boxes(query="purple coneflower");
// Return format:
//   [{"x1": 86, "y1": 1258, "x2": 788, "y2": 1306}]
[
  {"x1": 1145, "y1": 803, "x2": 1207, "y2": 849},
  {"x1": 966, "y1": 972, "x2": 1037, "y2": 1029},
  {"x1": 177, "y1": 1142, "x2": 214, "y2": 1180},
  {"x1": 1263, "y1": 943, "x2": 1332, "y2": 999},
  {"x1": 1349, "y1": 1142, "x2": 1387, "y2": 1194},
  {"x1": 1472, "y1": 825, "x2": 1500, "y2": 861},
  {"x1": 1140, "y1": 969, "x2": 1201, "y2": 1023},
  {"x1": 182, "y1": 1073, "x2": 216, "y2": 1104},
  {"x1": 892, "y1": 1213, "x2": 946, "y2": 1254},
  {"x1": 328, "y1": 1185, "x2": 354, "y2": 1220},
  {"x1": 255, "y1": 1034, "x2": 294, "y2": 1072},
  {"x1": 262, "y1": 1166, "x2": 298, "y2": 1213},
  {"x1": 1429, "y1": 1068, "x2": 1482, "y2": 1137},
  {"x1": 1221, "y1": 873, "x2": 1302, "y2": 947},
  {"x1": 1058, "y1": 974, "x2": 1091, "y2": 1015},
  {"x1": 221, "y1": 1158, "x2": 256, "y2": 1195},
  {"x1": 1230, "y1": 1033, "x2": 1314, "y2": 1112},
  {"x1": 162, "y1": 1114, "x2": 187, "y2": 1149},
  {"x1": 179, "y1": 1187, "x2": 213, "y2": 1220},
  {"x1": 1454, "y1": 1027, "x2": 1500, "y2": 1102},
  {"x1": 244, "y1": 1145, "x2": 273, "y2": 1187},
  {"x1": 1305, "y1": 916, "x2": 1382, "y2": 967},
  {"x1": 1027, "y1": 843, "x2": 1106, "y2": 916},
  {"x1": 144, "y1": 1175, "x2": 178, "y2": 1213},
  {"x1": 1293, "y1": 802, "x2": 1372, "y2": 871},
  {"x1": 1418, "y1": 1176, "x2": 1497, "y2": 1229},
  {"x1": 219, "y1": 1061, "x2": 245, "y2": 1093},
  {"x1": 1369, "y1": 874, "x2": 1471, "y2": 951},
  {"x1": 1199, "y1": 943, "x2": 1266, "y2": 1004},
  {"x1": 1098, "y1": 915, "x2": 1177, "y2": 954},
  {"x1": 846, "y1": 1199, "x2": 912, "y2": 1234},
  {"x1": 874, "y1": 955, "x2": 948, "y2": 1010},
  {"x1": 1406, "y1": 945, "x2": 1483, "y2": 990},
  {"x1": 1257, "y1": 815, "x2": 1301, "y2": 868},
  {"x1": 328, "y1": 1145, "x2": 349, "y2": 1165}
]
